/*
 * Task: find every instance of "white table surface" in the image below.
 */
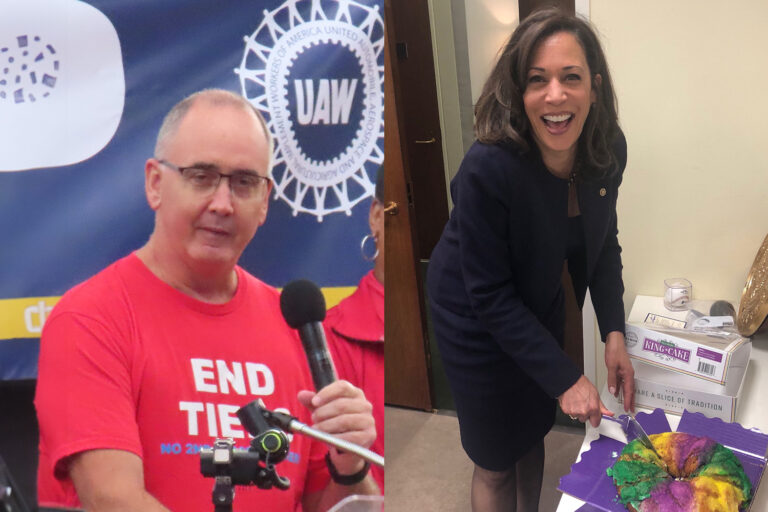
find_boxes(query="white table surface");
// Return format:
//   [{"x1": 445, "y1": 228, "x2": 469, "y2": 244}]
[{"x1": 556, "y1": 327, "x2": 768, "y2": 511}]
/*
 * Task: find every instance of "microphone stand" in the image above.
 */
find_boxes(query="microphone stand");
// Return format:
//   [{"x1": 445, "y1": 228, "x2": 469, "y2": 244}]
[
  {"x1": 200, "y1": 402, "x2": 292, "y2": 512},
  {"x1": 257, "y1": 402, "x2": 385, "y2": 468},
  {"x1": 200, "y1": 400, "x2": 385, "y2": 512}
]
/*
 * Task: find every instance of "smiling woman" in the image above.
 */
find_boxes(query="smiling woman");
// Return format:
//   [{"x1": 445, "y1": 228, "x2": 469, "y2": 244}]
[
  {"x1": 523, "y1": 32, "x2": 597, "y2": 177},
  {"x1": 474, "y1": 7, "x2": 620, "y2": 178},
  {"x1": 426, "y1": 8, "x2": 633, "y2": 511}
]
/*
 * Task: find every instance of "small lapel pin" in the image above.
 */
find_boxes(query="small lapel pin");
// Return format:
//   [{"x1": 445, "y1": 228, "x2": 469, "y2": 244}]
[{"x1": 599, "y1": 188, "x2": 607, "y2": 197}]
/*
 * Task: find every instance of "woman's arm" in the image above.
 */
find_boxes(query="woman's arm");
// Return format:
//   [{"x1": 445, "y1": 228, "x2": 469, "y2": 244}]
[{"x1": 588, "y1": 131, "x2": 635, "y2": 411}]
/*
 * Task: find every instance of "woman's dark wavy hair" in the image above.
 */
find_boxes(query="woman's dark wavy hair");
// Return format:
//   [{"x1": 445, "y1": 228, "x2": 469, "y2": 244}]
[{"x1": 474, "y1": 8, "x2": 620, "y2": 177}]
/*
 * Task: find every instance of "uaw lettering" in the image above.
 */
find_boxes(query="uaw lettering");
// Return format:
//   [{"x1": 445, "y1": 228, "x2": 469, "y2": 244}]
[
  {"x1": 642, "y1": 338, "x2": 691, "y2": 363},
  {"x1": 236, "y1": 0, "x2": 384, "y2": 220},
  {"x1": 294, "y1": 79, "x2": 358, "y2": 125}
]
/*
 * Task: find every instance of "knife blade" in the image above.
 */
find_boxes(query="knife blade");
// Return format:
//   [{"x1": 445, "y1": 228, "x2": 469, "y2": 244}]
[
  {"x1": 602, "y1": 413, "x2": 669, "y2": 473},
  {"x1": 602, "y1": 414, "x2": 662, "y2": 459},
  {"x1": 625, "y1": 414, "x2": 657, "y2": 453}
]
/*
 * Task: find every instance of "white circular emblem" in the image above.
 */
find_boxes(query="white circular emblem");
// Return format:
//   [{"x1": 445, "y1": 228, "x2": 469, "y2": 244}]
[{"x1": 236, "y1": 0, "x2": 384, "y2": 221}]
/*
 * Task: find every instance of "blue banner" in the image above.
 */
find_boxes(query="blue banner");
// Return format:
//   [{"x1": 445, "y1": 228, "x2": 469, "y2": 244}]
[{"x1": 0, "y1": 0, "x2": 384, "y2": 379}]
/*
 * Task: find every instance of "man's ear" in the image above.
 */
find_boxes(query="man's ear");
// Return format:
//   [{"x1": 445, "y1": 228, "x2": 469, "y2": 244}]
[{"x1": 145, "y1": 159, "x2": 163, "y2": 211}]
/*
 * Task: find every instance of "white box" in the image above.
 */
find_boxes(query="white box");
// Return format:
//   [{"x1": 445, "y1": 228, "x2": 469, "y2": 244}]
[
  {"x1": 617, "y1": 360, "x2": 747, "y2": 422},
  {"x1": 625, "y1": 296, "x2": 751, "y2": 384},
  {"x1": 624, "y1": 322, "x2": 750, "y2": 384}
]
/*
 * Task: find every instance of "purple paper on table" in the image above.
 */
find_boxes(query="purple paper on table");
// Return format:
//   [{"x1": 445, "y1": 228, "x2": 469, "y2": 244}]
[
  {"x1": 559, "y1": 434, "x2": 627, "y2": 511},
  {"x1": 576, "y1": 504, "x2": 607, "y2": 512},
  {"x1": 558, "y1": 409, "x2": 768, "y2": 511},
  {"x1": 633, "y1": 408, "x2": 671, "y2": 435}
]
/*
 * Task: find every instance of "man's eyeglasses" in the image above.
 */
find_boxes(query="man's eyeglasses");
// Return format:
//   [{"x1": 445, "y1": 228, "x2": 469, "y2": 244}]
[{"x1": 157, "y1": 160, "x2": 270, "y2": 200}]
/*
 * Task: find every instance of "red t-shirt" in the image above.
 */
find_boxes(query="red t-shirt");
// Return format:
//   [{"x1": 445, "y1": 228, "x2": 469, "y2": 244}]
[
  {"x1": 35, "y1": 253, "x2": 329, "y2": 510},
  {"x1": 324, "y1": 271, "x2": 384, "y2": 490}
]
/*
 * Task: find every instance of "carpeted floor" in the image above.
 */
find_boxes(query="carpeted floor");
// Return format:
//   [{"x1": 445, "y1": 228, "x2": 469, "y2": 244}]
[{"x1": 385, "y1": 406, "x2": 585, "y2": 511}]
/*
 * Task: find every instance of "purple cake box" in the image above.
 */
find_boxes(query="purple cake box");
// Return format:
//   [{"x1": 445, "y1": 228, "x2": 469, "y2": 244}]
[{"x1": 559, "y1": 408, "x2": 768, "y2": 511}]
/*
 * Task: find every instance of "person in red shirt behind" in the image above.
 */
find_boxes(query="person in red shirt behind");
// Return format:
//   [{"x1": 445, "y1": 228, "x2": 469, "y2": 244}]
[{"x1": 325, "y1": 166, "x2": 384, "y2": 490}]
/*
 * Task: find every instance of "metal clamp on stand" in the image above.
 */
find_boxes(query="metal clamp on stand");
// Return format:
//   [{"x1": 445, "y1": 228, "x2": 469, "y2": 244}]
[
  {"x1": 200, "y1": 399, "x2": 385, "y2": 510},
  {"x1": 210, "y1": 439, "x2": 235, "y2": 512},
  {"x1": 200, "y1": 402, "x2": 292, "y2": 511},
  {"x1": 258, "y1": 401, "x2": 385, "y2": 468}
]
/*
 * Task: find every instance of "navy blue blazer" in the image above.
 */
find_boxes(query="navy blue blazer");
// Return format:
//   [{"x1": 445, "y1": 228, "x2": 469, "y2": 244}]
[{"x1": 427, "y1": 132, "x2": 627, "y2": 399}]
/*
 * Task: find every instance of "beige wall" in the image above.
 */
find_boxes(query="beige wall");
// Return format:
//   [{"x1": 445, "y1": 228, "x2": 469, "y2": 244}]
[
  {"x1": 589, "y1": 0, "x2": 768, "y2": 389},
  {"x1": 592, "y1": 0, "x2": 768, "y2": 310},
  {"x1": 463, "y1": 0, "x2": 519, "y2": 102}
]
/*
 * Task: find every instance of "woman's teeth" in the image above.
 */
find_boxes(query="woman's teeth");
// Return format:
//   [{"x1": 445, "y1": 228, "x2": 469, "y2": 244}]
[{"x1": 543, "y1": 114, "x2": 573, "y2": 123}]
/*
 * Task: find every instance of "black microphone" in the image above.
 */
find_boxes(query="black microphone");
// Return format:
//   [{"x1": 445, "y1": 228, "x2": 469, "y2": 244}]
[{"x1": 280, "y1": 279, "x2": 337, "y2": 390}]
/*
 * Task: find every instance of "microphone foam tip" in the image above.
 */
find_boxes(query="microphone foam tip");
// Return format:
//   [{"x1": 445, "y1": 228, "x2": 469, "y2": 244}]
[{"x1": 280, "y1": 279, "x2": 327, "y2": 328}]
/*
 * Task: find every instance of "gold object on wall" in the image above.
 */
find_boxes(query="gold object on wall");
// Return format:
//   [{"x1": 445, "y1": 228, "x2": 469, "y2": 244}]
[{"x1": 737, "y1": 234, "x2": 768, "y2": 336}]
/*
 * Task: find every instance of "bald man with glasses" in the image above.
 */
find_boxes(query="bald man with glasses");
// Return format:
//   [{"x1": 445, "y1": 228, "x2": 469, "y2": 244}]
[{"x1": 35, "y1": 89, "x2": 378, "y2": 512}]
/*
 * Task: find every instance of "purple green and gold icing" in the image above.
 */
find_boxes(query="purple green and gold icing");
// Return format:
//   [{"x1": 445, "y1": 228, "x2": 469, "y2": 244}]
[{"x1": 606, "y1": 432, "x2": 752, "y2": 511}]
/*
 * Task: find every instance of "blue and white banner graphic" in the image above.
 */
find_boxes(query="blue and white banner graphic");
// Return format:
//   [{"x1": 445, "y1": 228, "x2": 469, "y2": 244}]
[{"x1": 0, "y1": 0, "x2": 384, "y2": 379}]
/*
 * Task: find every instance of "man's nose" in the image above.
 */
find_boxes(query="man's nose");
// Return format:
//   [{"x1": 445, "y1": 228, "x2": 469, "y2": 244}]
[{"x1": 208, "y1": 177, "x2": 235, "y2": 215}]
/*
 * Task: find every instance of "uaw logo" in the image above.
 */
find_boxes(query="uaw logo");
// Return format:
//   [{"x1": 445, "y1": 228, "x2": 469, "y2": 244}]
[{"x1": 236, "y1": 0, "x2": 384, "y2": 221}]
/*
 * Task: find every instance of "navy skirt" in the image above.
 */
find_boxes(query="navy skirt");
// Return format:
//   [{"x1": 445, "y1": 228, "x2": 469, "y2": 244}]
[{"x1": 429, "y1": 299, "x2": 557, "y2": 471}]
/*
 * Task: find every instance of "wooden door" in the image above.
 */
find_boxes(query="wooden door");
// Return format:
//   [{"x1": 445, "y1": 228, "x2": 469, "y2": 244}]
[
  {"x1": 388, "y1": 0, "x2": 449, "y2": 261},
  {"x1": 383, "y1": 1, "x2": 432, "y2": 410}
]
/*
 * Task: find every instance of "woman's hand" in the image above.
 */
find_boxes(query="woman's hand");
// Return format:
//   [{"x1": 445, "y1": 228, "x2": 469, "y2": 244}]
[
  {"x1": 604, "y1": 331, "x2": 635, "y2": 412},
  {"x1": 558, "y1": 375, "x2": 612, "y2": 427}
]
